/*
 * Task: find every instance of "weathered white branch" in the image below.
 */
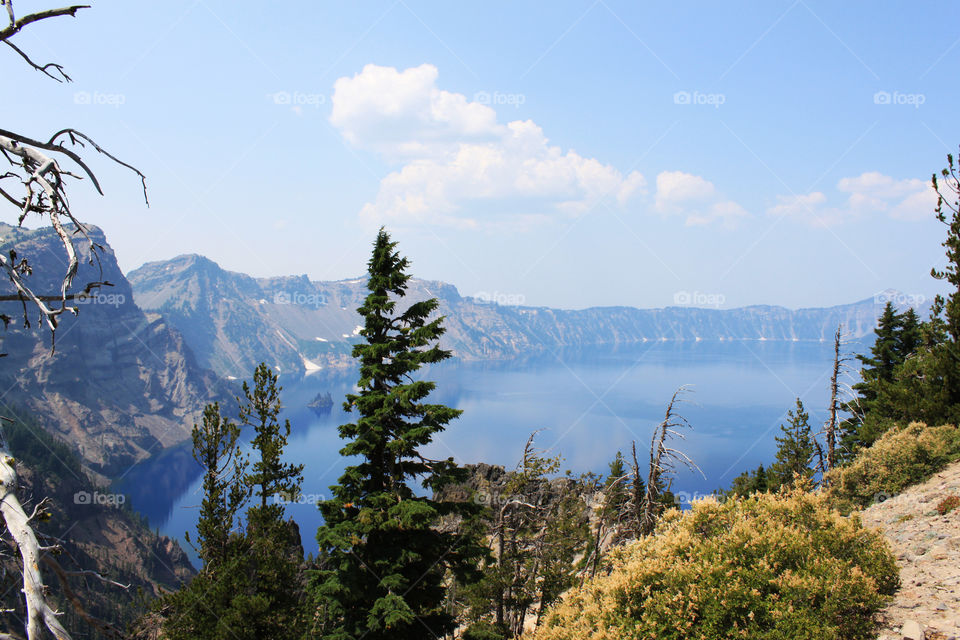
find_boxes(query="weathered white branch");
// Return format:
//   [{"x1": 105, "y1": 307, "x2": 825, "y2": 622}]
[{"x1": 0, "y1": 443, "x2": 72, "y2": 639}]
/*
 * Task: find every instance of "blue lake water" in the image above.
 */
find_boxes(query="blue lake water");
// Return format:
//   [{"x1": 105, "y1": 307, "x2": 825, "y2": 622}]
[{"x1": 118, "y1": 339, "x2": 860, "y2": 565}]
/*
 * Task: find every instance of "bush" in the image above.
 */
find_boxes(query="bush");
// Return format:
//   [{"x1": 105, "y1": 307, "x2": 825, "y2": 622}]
[
  {"x1": 937, "y1": 495, "x2": 960, "y2": 515},
  {"x1": 534, "y1": 487, "x2": 898, "y2": 640},
  {"x1": 824, "y1": 422, "x2": 960, "y2": 511}
]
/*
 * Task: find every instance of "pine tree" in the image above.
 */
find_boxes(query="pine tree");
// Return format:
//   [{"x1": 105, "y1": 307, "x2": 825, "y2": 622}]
[
  {"x1": 161, "y1": 403, "x2": 250, "y2": 640},
  {"x1": 239, "y1": 363, "x2": 304, "y2": 514},
  {"x1": 161, "y1": 369, "x2": 308, "y2": 640},
  {"x1": 236, "y1": 363, "x2": 307, "y2": 639},
  {"x1": 190, "y1": 403, "x2": 248, "y2": 567},
  {"x1": 769, "y1": 398, "x2": 814, "y2": 490},
  {"x1": 726, "y1": 464, "x2": 769, "y2": 498},
  {"x1": 312, "y1": 229, "x2": 480, "y2": 640}
]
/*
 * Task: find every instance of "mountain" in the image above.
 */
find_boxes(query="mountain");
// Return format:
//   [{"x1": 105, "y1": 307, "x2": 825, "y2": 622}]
[
  {"x1": 1, "y1": 407, "x2": 195, "y2": 638},
  {"x1": 128, "y1": 254, "x2": 907, "y2": 380},
  {"x1": 0, "y1": 224, "x2": 230, "y2": 478}
]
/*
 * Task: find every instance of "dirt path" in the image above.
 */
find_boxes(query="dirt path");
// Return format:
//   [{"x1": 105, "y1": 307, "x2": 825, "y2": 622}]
[{"x1": 859, "y1": 461, "x2": 960, "y2": 639}]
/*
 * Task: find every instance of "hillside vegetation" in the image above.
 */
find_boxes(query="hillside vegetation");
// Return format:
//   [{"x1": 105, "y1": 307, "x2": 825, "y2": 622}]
[{"x1": 533, "y1": 486, "x2": 899, "y2": 640}]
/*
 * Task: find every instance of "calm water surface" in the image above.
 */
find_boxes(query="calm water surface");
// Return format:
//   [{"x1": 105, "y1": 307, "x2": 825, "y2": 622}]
[{"x1": 119, "y1": 339, "x2": 857, "y2": 564}]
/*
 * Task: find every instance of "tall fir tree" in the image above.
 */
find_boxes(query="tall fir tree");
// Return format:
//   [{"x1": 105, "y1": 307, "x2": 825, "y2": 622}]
[
  {"x1": 239, "y1": 363, "x2": 304, "y2": 515},
  {"x1": 161, "y1": 402, "x2": 253, "y2": 640},
  {"x1": 312, "y1": 229, "x2": 480, "y2": 640},
  {"x1": 236, "y1": 363, "x2": 307, "y2": 639},
  {"x1": 769, "y1": 398, "x2": 814, "y2": 489}
]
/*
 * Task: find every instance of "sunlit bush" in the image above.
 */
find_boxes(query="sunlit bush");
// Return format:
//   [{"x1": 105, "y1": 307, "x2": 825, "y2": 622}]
[
  {"x1": 824, "y1": 422, "x2": 960, "y2": 511},
  {"x1": 533, "y1": 487, "x2": 898, "y2": 640}
]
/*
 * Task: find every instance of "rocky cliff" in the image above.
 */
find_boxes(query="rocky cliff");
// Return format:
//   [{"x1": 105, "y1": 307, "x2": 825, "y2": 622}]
[{"x1": 0, "y1": 224, "x2": 230, "y2": 478}]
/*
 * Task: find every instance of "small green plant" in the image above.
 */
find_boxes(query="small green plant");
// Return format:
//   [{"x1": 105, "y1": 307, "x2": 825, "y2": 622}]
[
  {"x1": 936, "y1": 495, "x2": 960, "y2": 515},
  {"x1": 896, "y1": 513, "x2": 916, "y2": 523}
]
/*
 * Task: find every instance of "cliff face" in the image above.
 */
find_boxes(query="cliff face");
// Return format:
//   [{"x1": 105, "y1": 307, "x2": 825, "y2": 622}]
[
  {"x1": 129, "y1": 253, "x2": 903, "y2": 380},
  {"x1": 0, "y1": 409, "x2": 195, "y2": 638},
  {"x1": 0, "y1": 224, "x2": 230, "y2": 478}
]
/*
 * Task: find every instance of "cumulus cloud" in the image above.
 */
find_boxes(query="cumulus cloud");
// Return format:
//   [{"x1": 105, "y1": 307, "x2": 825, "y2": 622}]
[
  {"x1": 331, "y1": 64, "x2": 649, "y2": 228},
  {"x1": 768, "y1": 172, "x2": 938, "y2": 225},
  {"x1": 654, "y1": 171, "x2": 747, "y2": 226}
]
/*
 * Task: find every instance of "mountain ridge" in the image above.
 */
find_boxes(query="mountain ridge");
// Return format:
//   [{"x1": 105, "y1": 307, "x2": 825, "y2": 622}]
[{"x1": 128, "y1": 253, "x2": 915, "y2": 380}]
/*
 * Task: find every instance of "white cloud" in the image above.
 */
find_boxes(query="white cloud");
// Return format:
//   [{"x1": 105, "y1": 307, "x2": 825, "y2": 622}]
[
  {"x1": 768, "y1": 172, "x2": 939, "y2": 225},
  {"x1": 654, "y1": 171, "x2": 747, "y2": 226},
  {"x1": 332, "y1": 64, "x2": 649, "y2": 228}
]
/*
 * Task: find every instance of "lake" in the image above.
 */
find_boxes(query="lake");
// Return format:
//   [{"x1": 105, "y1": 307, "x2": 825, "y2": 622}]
[{"x1": 118, "y1": 338, "x2": 859, "y2": 564}]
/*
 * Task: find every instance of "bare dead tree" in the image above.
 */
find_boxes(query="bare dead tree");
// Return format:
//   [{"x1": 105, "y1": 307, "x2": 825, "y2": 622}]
[
  {"x1": 0, "y1": 0, "x2": 146, "y2": 346},
  {"x1": 821, "y1": 324, "x2": 855, "y2": 475},
  {"x1": 640, "y1": 386, "x2": 702, "y2": 536},
  {"x1": 0, "y1": 3, "x2": 144, "y2": 638}
]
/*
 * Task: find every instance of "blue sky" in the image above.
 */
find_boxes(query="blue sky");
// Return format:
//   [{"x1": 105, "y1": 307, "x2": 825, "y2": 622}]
[{"x1": 4, "y1": 1, "x2": 959, "y2": 309}]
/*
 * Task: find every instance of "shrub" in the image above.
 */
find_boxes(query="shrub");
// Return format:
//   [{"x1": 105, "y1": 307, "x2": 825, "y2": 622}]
[
  {"x1": 824, "y1": 422, "x2": 960, "y2": 511},
  {"x1": 533, "y1": 486, "x2": 898, "y2": 640},
  {"x1": 936, "y1": 495, "x2": 960, "y2": 515}
]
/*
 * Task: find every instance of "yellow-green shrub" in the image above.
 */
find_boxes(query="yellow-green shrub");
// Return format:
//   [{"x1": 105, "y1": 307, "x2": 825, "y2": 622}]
[
  {"x1": 533, "y1": 487, "x2": 898, "y2": 640},
  {"x1": 824, "y1": 422, "x2": 960, "y2": 511}
]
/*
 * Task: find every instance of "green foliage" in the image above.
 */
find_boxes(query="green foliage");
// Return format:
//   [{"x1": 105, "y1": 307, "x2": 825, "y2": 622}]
[
  {"x1": 1, "y1": 406, "x2": 84, "y2": 485},
  {"x1": 239, "y1": 363, "x2": 304, "y2": 515},
  {"x1": 535, "y1": 487, "x2": 899, "y2": 640},
  {"x1": 312, "y1": 229, "x2": 483, "y2": 640},
  {"x1": 844, "y1": 151, "x2": 960, "y2": 443},
  {"x1": 189, "y1": 402, "x2": 248, "y2": 567},
  {"x1": 457, "y1": 437, "x2": 594, "y2": 638},
  {"x1": 725, "y1": 464, "x2": 769, "y2": 498},
  {"x1": 161, "y1": 368, "x2": 307, "y2": 640},
  {"x1": 824, "y1": 422, "x2": 960, "y2": 512},
  {"x1": 768, "y1": 398, "x2": 815, "y2": 489}
]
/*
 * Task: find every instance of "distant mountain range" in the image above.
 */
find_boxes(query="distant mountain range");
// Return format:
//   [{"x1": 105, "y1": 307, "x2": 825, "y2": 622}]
[
  {"x1": 1, "y1": 224, "x2": 918, "y2": 478},
  {"x1": 128, "y1": 253, "x2": 912, "y2": 380}
]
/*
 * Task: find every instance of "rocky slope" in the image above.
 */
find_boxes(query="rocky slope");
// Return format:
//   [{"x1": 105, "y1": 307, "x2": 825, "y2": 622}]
[
  {"x1": 861, "y1": 461, "x2": 960, "y2": 639},
  {"x1": 1, "y1": 408, "x2": 195, "y2": 639},
  {"x1": 0, "y1": 224, "x2": 230, "y2": 478},
  {"x1": 128, "y1": 253, "x2": 907, "y2": 379}
]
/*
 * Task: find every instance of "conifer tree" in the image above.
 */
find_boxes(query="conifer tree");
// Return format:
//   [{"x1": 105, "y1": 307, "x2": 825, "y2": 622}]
[
  {"x1": 190, "y1": 403, "x2": 248, "y2": 568},
  {"x1": 769, "y1": 398, "x2": 814, "y2": 490},
  {"x1": 161, "y1": 369, "x2": 307, "y2": 640},
  {"x1": 312, "y1": 229, "x2": 479, "y2": 640},
  {"x1": 237, "y1": 363, "x2": 306, "y2": 639},
  {"x1": 239, "y1": 363, "x2": 304, "y2": 514}
]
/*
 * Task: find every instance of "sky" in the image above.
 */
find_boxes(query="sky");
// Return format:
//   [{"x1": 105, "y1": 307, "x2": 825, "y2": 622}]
[{"x1": 3, "y1": 1, "x2": 959, "y2": 310}]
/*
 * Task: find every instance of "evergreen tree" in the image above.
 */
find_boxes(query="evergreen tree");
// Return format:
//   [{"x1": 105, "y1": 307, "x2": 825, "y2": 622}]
[
  {"x1": 236, "y1": 363, "x2": 307, "y2": 639},
  {"x1": 161, "y1": 368, "x2": 307, "y2": 640},
  {"x1": 190, "y1": 403, "x2": 248, "y2": 567},
  {"x1": 161, "y1": 403, "x2": 255, "y2": 640},
  {"x1": 769, "y1": 398, "x2": 814, "y2": 490},
  {"x1": 312, "y1": 229, "x2": 480, "y2": 640},
  {"x1": 239, "y1": 363, "x2": 304, "y2": 514},
  {"x1": 726, "y1": 464, "x2": 769, "y2": 498}
]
